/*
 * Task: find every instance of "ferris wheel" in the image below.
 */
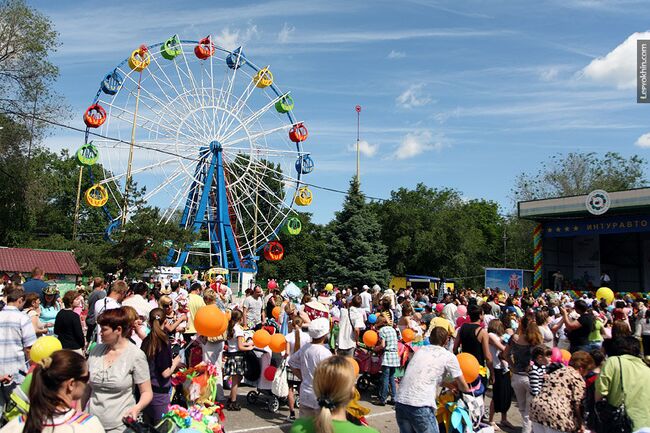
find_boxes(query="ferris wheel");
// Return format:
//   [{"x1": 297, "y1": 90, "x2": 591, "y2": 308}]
[{"x1": 76, "y1": 35, "x2": 315, "y2": 272}]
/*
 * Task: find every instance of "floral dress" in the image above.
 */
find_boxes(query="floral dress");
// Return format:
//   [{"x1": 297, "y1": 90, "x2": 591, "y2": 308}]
[{"x1": 530, "y1": 366, "x2": 586, "y2": 433}]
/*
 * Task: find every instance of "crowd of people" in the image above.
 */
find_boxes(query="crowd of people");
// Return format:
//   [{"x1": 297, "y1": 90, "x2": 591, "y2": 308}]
[{"x1": 0, "y1": 268, "x2": 649, "y2": 433}]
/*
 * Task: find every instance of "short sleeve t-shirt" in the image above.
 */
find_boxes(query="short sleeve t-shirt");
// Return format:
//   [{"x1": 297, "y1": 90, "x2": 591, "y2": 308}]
[
  {"x1": 290, "y1": 418, "x2": 378, "y2": 433},
  {"x1": 396, "y1": 345, "x2": 462, "y2": 407},
  {"x1": 288, "y1": 343, "x2": 332, "y2": 410},
  {"x1": 567, "y1": 314, "x2": 594, "y2": 348},
  {"x1": 87, "y1": 343, "x2": 150, "y2": 431},
  {"x1": 226, "y1": 324, "x2": 245, "y2": 353},
  {"x1": 243, "y1": 296, "x2": 264, "y2": 326}
]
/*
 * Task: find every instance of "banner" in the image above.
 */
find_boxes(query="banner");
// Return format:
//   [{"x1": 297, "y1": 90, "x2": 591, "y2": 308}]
[
  {"x1": 485, "y1": 268, "x2": 524, "y2": 294},
  {"x1": 544, "y1": 215, "x2": 650, "y2": 238}
]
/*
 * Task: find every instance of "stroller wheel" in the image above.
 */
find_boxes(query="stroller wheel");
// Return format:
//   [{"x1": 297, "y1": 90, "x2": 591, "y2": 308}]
[
  {"x1": 267, "y1": 396, "x2": 280, "y2": 413},
  {"x1": 294, "y1": 393, "x2": 300, "y2": 409},
  {"x1": 246, "y1": 391, "x2": 258, "y2": 404},
  {"x1": 357, "y1": 376, "x2": 370, "y2": 391}
]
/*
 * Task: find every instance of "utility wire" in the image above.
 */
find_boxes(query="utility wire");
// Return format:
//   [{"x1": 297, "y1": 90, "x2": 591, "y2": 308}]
[{"x1": 2, "y1": 109, "x2": 389, "y2": 202}]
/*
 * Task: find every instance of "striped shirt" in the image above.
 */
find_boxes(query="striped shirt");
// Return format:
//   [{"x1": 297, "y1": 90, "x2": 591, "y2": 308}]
[
  {"x1": 529, "y1": 363, "x2": 547, "y2": 396},
  {"x1": 0, "y1": 306, "x2": 37, "y2": 383}
]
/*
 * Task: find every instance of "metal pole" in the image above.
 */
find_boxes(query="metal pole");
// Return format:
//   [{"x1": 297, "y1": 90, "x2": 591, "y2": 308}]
[
  {"x1": 122, "y1": 69, "x2": 143, "y2": 226},
  {"x1": 72, "y1": 166, "x2": 84, "y2": 240},
  {"x1": 503, "y1": 226, "x2": 507, "y2": 267},
  {"x1": 355, "y1": 105, "x2": 361, "y2": 182}
]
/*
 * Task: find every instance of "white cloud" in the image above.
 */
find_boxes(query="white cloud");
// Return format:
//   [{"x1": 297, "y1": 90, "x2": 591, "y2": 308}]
[
  {"x1": 387, "y1": 50, "x2": 406, "y2": 59},
  {"x1": 348, "y1": 140, "x2": 378, "y2": 157},
  {"x1": 396, "y1": 84, "x2": 431, "y2": 109},
  {"x1": 539, "y1": 67, "x2": 559, "y2": 81},
  {"x1": 278, "y1": 23, "x2": 295, "y2": 43},
  {"x1": 394, "y1": 130, "x2": 443, "y2": 159},
  {"x1": 635, "y1": 132, "x2": 650, "y2": 148},
  {"x1": 582, "y1": 31, "x2": 650, "y2": 89},
  {"x1": 217, "y1": 25, "x2": 259, "y2": 51}
]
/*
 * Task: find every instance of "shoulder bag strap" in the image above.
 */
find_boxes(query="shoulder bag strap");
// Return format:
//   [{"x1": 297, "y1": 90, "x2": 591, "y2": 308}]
[{"x1": 618, "y1": 357, "x2": 626, "y2": 402}]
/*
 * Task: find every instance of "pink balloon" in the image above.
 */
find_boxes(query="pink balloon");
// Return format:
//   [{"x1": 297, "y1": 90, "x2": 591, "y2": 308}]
[
  {"x1": 436, "y1": 303, "x2": 444, "y2": 313},
  {"x1": 551, "y1": 347, "x2": 562, "y2": 363},
  {"x1": 267, "y1": 279, "x2": 278, "y2": 290},
  {"x1": 457, "y1": 305, "x2": 467, "y2": 317}
]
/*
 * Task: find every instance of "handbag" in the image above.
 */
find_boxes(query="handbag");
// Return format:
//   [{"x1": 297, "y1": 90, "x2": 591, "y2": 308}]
[
  {"x1": 595, "y1": 357, "x2": 633, "y2": 433},
  {"x1": 271, "y1": 360, "x2": 289, "y2": 398}
]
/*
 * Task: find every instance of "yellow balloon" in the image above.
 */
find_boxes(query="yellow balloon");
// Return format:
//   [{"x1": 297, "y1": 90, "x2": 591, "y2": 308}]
[
  {"x1": 324, "y1": 283, "x2": 334, "y2": 292},
  {"x1": 596, "y1": 287, "x2": 615, "y2": 305},
  {"x1": 30, "y1": 336, "x2": 62, "y2": 363}
]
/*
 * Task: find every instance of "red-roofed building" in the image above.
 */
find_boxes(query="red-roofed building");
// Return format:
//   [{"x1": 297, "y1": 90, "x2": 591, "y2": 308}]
[{"x1": 0, "y1": 247, "x2": 82, "y2": 285}]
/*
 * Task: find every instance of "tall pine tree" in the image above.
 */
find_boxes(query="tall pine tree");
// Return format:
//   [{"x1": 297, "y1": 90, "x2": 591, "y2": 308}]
[{"x1": 320, "y1": 177, "x2": 389, "y2": 288}]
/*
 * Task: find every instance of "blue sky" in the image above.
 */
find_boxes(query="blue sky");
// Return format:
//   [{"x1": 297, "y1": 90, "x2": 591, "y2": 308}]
[{"x1": 32, "y1": 0, "x2": 650, "y2": 224}]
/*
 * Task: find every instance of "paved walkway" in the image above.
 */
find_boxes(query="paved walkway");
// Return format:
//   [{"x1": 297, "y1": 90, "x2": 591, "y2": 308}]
[{"x1": 222, "y1": 384, "x2": 525, "y2": 433}]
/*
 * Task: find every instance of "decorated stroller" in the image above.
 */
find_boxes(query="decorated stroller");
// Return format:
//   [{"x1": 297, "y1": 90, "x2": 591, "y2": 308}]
[
  {"x1": 245, "y1": 348, "x2": 295, "y2": 413},
  {"x1": 353, "y1": 344, "x2": 383, "y2": 392}
]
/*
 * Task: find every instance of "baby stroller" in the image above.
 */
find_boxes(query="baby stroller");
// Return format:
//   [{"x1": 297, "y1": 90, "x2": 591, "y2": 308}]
[
  {"x1": 354, "y1": 345, "x2": 383, "y2": 392},
  {"x1": 245, "y1": 348, "x2": 293, "y2": 413}
]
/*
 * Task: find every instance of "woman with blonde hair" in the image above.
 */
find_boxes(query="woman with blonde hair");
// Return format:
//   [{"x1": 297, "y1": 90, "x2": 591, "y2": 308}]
[
  {"x1": 285, "y1": 316, "x2": 311, "y2": 420},
  {"x1": 290, "y1": 355, "x2": 378, "y2": 433}
]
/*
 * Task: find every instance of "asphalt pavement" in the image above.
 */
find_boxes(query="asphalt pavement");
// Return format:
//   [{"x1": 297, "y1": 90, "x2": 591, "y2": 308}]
[{"x1": 221, "y1": 383, "x2": 524, "y2": 433}]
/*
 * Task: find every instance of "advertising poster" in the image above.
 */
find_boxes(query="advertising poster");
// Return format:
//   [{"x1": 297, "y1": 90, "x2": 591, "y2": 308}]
[{"x1": 485, "y1": 268, "x2": 524, "y2": 294}]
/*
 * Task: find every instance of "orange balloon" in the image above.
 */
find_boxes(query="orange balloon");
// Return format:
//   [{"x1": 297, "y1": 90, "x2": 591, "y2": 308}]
[
  {"x1": 348, "y1": 357, "x2": 359, "y2": 376},
  {"x1": 402, "y1": 328, "x2": 415, "y2": 343},
  {"x1": 362, "y1": 330, "x2": 378, "y2": 347},
  {"x1": 456, "y1": 353, "x2": 480, "y2": 383},
  {"x1": 272, "y1": 306, "x2": 281, "y2": 321},
  {"x1": 560, "y1": 349, "x2": 571, "y2": 364},
  {"x1": 253, "y1": 329, "x2": 271, "y2": 348},
  {"x1": 194, "y1": 305, "x2": 226, "y2": 337},
  {"x1": 269, "y1": 333, "x2": 286, "y2": 353}
]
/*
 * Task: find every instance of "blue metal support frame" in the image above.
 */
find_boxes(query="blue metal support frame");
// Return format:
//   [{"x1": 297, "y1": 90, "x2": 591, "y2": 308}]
[{"x1": 167, "y1": 141, "x2": 255, "y2": 272}]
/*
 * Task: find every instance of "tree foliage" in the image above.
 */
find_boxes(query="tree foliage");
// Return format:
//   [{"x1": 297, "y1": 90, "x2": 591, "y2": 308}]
[
  {"x1": 371, "y1": 183, "x2": 504, "y2": 287},
  {"x1": 0, "y1": 0, "x2": 66, "y2": 135},
  {"x1": 319, "y1": 178, "x2": 390, "y2": 288},
  {"x1": 513, "y1": 152, "x2": 647, "y2": 201}
]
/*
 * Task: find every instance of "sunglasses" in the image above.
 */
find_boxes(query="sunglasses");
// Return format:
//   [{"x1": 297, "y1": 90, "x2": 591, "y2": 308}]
[
  {"x1": 162, "y1": 304, "x2": 172, "y2": 308},
  {"x1": 77, "y1": 373, "x2": 90, "y2": 383}
]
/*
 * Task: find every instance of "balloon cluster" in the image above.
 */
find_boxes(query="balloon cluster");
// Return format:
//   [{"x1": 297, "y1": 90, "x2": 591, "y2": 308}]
[{"x1": 252, "y1": 330, "x2": 286, "y2": 353}]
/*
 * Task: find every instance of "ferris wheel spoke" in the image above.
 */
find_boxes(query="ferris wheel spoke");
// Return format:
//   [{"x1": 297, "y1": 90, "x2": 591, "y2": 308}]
[
  {"x1": 99, "y1": 99, "x2": 203, "y2": 146},
  {"x1": 225, "y1": 146, "x2": 307, "y2": 156},
  {"x1": 177, "y1": 43, "x2": 214, "y2": 143},
  {"x1": 228, "y1": 156, "x2": 290, "y2": 207},
  {"x1": 136, "y1": 94, "x2": 208, "y2": 143},
  {"x1": 114, "y1": 66, "x2": 206, "y2": 141},
  {"x1": 146, "y1": 56, "x2": 210, "y2": 139},
  {"x1": 98, "y1": 157, "x2": 180, "y2": 184},
  {"x1": 160, "y1": 173, "x2": 194, "y2": 224},
  {"x1": 222, "y1": 122, "x2": 299, "y2": 148},
  {"x1": 216, "y1": 72, "x2": 258, "y2": 138},
  {"x1": 218, "y1": 93, "x2": 285, "y2": 144},
  {"x1": 140, "y1": 162, "x2": 190, "y2": 203},
  {"x1": 214, "y1": 54, "x2": 245, "y2": 137}
]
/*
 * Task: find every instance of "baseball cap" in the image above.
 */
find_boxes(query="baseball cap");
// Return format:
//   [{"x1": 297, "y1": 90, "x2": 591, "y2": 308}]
[{"x1": 308, "y1": 317, "x2": 330, "y2": 339}]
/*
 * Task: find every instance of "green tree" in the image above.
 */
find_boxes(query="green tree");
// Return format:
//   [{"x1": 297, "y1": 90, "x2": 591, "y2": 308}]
[
  {"x1": 0, "y1": 0, "x2": 65, "y2": 133},
  {"x1": 319, "y1": 177, "x2": 389, "y2": 288},
  {"x1": 256, "y1": 212, "x2": 328, "y2": 283},
  {"x1": 372, "y1": 183, "x2": 504, "y2": 287},
  {"x1": 513, "y1": 152, "x2": 647, "y2": 201}
]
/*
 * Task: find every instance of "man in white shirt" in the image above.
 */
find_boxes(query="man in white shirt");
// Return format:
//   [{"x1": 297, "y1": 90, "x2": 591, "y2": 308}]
[
  {"x1": 94, "y1": 280, "x2": 127, "y2": 342},
  {"x1": 122, "y1": 281, "x2": 152, "y2": 318},
  {"x1": 359, "y1": 285, "x2": 372, "y2": 315},
  {"x1": 288, "y1": 318, "x2": 332, "y2": 419},
  {"x1": 396, "y1": 327, "x2": 469, "y2": 433},
  {"x1": 243, "y1": 285, "x2": 265, "y2": 329}
]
